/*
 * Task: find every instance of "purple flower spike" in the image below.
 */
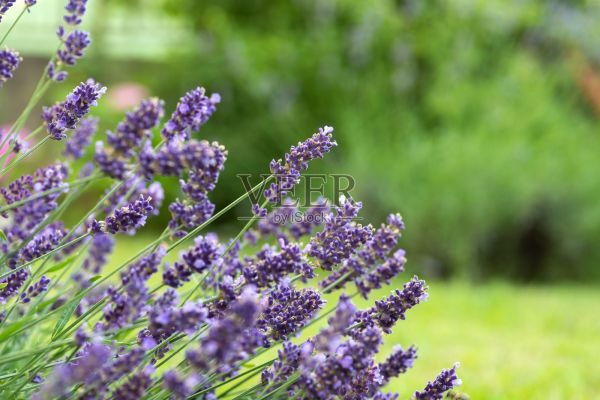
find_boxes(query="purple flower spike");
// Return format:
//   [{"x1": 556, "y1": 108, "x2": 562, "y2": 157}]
[
  {"x1": 0, "y1": 164, "x2": 68, "y2": 245},
  {"x1": 0, "y1": 48, "x2": 21, "y2": 87},
  {"x1": 63, "y1": 0, "x2": 88, "y2": 26},
  {"x1": 91, "y1": 195, "x2": 153, "y2": 235},
  {"x1": 64, "y1": 116, "x2": 98, "y2": 159},
  {"x1": 356, "y1": 275, "x2": 428, "y2": 333},
  {"x1": 264, "y1": 126, "x2": 337, "y2": 203},
  {"x1": 309, "y1": 195, "x2": 373, "y2": 270},
  {"x1": 356, "y1": 248, "x2": 407, "y2": 299},
  {"x1": 107, "y1": 97, "x2": 164, "y2": 156},
  {"x1": 163, "y1": 370, "x2": 199, "y2": 400},
  {"x1": 257, "y1": 282, "x2": 324, "y2": 342},
  {"x1": 82, "y1": 233, "x2": 114, "y2": 274},
  {"x1": 57, "y1": 31, "x2": 90, "y2": 66},
  {"x1": 163, "y1": 234, "x2": 222, "y2": 288},
  {"x1": 0, "y1": 1, "x2": 16, "y2": 21},
  {"x1": 242, "y1": 239, "x2": 314, "y2": 288},
  {"x1": 186, "y1": 287, "x2": 265, "y2": 374},
  {"x1": 42, "y1": 79, "x2": 106, "y2": 140},
  {"x1": 379, "y1": 345, "x2": 418, "y2": 384},
  {"x1": 414, "y1": 363, "x2": 462, "y2": 400},
  {"x1": 161, "y1": 87, "x2": 220, "y2": 141},
  {"x1": 20, "y1": 275, "x2": 50, "y2": 303}
]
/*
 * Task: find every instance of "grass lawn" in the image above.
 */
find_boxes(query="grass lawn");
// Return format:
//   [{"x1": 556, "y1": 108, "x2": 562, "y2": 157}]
[{"x1": 110, "y1": 238, "x2": 600, "y2": 399}]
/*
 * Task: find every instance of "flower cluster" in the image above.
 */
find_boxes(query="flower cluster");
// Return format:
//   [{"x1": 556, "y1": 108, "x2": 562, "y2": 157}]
[
  {"x1": 64, "y1": 116, "x2": 98, "y2": 159},
  {"x1": 42, "y1": 79, "x2": 106, "y2": 140},
  {"x1": 160, "y1": 87, "x2": 220, "y2": 141},
  {"x1": 264, "y1": 126, "x2": 337, "y2": 203},
  {"x1": 0, "y1": 7, "x2": 462, "y2": 398},
  {"x1": 0, "y1": 0, "x2": 16, "y2": 21},
  {"x1": 0, "y1": 48, "x2": 21, "y2": 87},
  {"x1": 90, "y1": 195, "x2": 154, "y2": 235},
  {"x1": 308, "y1": 195, "x2": 373, "y2": 270},
  {"x1": 95, "y1": 97, "x2": 164, "y2": 179},
  {"x1": 47, "y1": 0, "x2": 90, "y2": 81}
]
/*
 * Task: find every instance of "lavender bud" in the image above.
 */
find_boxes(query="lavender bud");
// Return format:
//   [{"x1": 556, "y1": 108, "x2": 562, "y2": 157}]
[
  {"x1": 42, "y1": 79, "x2": 106, "y2": 140},
  {"x1": 20, "y1": 275, "x2": 50, "y2": 303},
  {"x1": 356, "y1": 275, "x2": 428, "y2": 334},
  {"x1": 264, "y1": 126, "x2": 337, "y2": 203},
  {"x1": 0, "y1": 48, "x2": 21, "y2": 87},
  {"x1": 109, "y1": 98, "x2": 163, "y2": 152},
  {"x1": 161, "y1": 87, "x2": 220, "y2": 141},
  {"x1": 414, "y1": 363, "x2": 462, "y2": 400},
  {"x1": 64, "y1": 116, "x2": 98, "y2": 159},
  {"x1": 379, "y1": 345, "x2": 418, "y2": 384},
  {"x1": 92, "y1": 195, "x2": 153, "y2": 235},
  {"x1": 0, "y1": 1, "x2": 16, "y2": 21},
  {"x1": 63, "y1": 0, "x2": 88, "y2": 26},
  {"x1": 257, "y1": 282, "x2": 324, "y2": 342},
  {"x1": 242, "y1": 239, "x2": 313, "y2": 288},
  {"x1": 309, "y1": 195, "x2": 373, "y2": 270}
]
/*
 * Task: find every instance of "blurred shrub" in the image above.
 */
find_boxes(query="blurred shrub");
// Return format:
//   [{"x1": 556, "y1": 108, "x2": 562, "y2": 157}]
[{"x1": 82, "y1": 0, "x2": 600, "y2": 281}]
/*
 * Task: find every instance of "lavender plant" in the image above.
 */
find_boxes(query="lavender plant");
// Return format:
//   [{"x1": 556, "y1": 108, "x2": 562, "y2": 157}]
[{"x1": 0, "y1": 2, "x2": 465, "y2": 399}]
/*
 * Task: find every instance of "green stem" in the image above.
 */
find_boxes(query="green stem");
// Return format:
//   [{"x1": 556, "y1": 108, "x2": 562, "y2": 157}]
[
  {"x1": 0, "y1": 174, "x2": 102, "y2": 215},
  {"x1": 0, "y1": 134, "x2": 50, "y2": 178},
  {"x1": 0, "y1": 232, "x2": 91, "y2": 280},
  {"x1": 0, "y1": 6, "x2": 27, "y2": 47}
]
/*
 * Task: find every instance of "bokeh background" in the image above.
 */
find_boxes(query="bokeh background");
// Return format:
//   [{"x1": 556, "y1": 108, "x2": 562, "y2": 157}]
[{"x1": 2, "y1": 0, "x2": 600, "y2": 398}]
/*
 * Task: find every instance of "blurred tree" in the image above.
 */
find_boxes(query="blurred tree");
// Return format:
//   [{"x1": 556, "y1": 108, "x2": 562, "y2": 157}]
[{"x1": 76, "y1": 0, "x2": 600, "y2": 281}]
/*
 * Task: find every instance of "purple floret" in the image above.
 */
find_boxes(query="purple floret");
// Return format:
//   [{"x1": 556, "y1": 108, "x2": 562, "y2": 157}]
[
  {"x1": 0, "y1": 48, "x2": 21, "y2": 86},
  {"x1": 161, "y1": 87, "x2": 220, "y2": 141},
  {"x1": 414, "y1": 363, "x2": 462, "y2": 400},
  {"x1": 42, "y1": 79, "x2": 106, "y2": 140},
  {"x1": 64, "y1": 116, "x2": 98, "y2": 159}
]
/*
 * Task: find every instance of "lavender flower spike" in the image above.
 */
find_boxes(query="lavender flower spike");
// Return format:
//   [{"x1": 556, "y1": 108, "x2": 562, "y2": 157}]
[
  {"x1": 414, "y1": 363, "x2": 462, "y2": 400},
  {"x1": 356, "y1": 275, "x2": 428, "y2": 333},
  {"x1": 42, "y1": 79, "x2": 106, "y2": 140},
  {"x1": 64, "y1": 0, "x2": 88, "y2": 26},
  {"x1": 379, "y1": 345, "x2": 418, "y2": 384},
  {"x1": 0, "y1": 1, "x2": 16, "y2": 22},
  {"x1": 64, "y1": 117, "x2": 98, "y2": 159},
  {"x1": 161, "y1": 87, "x2": 220, "y2": 141},
  {"x1": 264, "y1": 125, "x2": 337, "y2": 203},
  {"x1": 90, "y1": 195, "x2": 153, "y2": 235},
  {"x1": 107, "y1": 97, "x2": 164, "y2": 156},
  {"x1": 0, "y1": 48, "x2": 21, "y2": 87}
]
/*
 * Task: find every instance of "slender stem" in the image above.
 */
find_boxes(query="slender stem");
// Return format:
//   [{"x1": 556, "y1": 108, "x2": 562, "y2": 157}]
[
  {"x1": 0, "y1": 232, "x2": 91, "y2": 281},
  {"x1": 0, "y1": 6, "x2": 28, "y2": 47},
  {"x1": 168, "y1": 175, "x2": 273, "y2": 253},
  {"x1": 0, "y1": 134, "x2": 50, "y2": 177},
  {"x1": 0, "y1": 174, "x2": 102, "y2": 214}
]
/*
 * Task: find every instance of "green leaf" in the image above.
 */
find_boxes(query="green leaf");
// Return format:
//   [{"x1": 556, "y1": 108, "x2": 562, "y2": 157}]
[
  {"x1": 45, "y1": 254, "x2": 78, "y2": 274},
  {"x1": 0, "y1": 315, "x2": 33, "y2": 342},
  {"x1": 0, "y1": 229, "x2": 6, "y2": 242},
  {"x1": 88, "y1": 275, "x2": 102, "y2": 283},
  {"x1": 0, "y1": 282, "x2": 6, "y2": 289},
  {"x1": 51, "y1": 296, "x2": 81, "y2": 340}
]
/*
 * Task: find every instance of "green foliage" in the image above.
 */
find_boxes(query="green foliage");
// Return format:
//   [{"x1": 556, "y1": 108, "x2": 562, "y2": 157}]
[{"x1": 85, "y1": 0, "x2": 600, "y2": 280}]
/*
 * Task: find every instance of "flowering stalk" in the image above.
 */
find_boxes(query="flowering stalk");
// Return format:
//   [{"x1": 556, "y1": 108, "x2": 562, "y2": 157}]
[{"x1": 0, "y1": 4, "x2": 463, "y2": 399}]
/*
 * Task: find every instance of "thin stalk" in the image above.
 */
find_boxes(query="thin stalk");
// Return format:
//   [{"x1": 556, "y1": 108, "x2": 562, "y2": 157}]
[
  {"x1": 0, "y1": 134, "x2": 50, "y2": 177},
  {"x1": 0, "y1": 6, "x2": 28, "y2": 47},
  {"x1": 0, "y1": 232, "x2": 91, "y2": 280},
  {"x1": 0, "y1": 173, "x2": 103, "y2": 214}
]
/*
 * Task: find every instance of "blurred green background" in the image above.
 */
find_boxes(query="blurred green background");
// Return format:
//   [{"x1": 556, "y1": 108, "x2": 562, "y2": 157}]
[{"x1": 2, "y1": 0, "x2": 600, "y2": 398}]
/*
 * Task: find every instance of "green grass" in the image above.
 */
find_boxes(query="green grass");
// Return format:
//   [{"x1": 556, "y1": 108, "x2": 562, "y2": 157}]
[
  {"x1": 378, "y1": 282, "x2": 600, "y2": 399},
  {"x1": 110, "y1": 238, "x2": 600, "y2": 399}
]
